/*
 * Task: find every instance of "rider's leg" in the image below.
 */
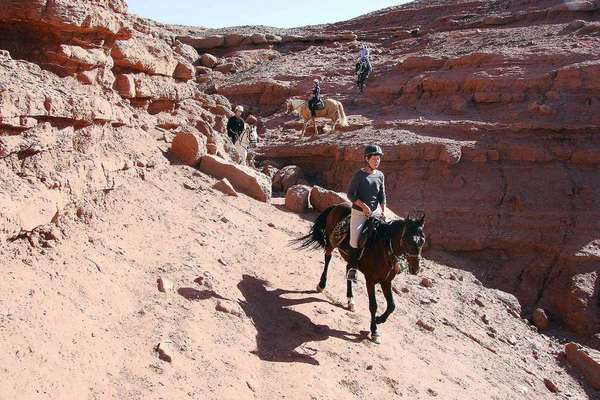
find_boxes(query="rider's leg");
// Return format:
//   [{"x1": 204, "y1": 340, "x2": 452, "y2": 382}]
[{"x1": 346, "y1": 208, "x2": 366, "y2": 282}]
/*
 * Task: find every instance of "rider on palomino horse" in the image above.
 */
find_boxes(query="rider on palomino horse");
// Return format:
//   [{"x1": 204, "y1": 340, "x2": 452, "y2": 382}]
[
  {"x1": 345, "y1": 144, "x2": 386, "y2": 282},
  {"x1": 308, "y1": 79, "x2": 323, "y2": 118}
]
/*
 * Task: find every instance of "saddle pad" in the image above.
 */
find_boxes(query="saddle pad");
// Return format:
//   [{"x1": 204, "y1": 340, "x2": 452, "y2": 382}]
[{"x1": 329, "y1": 214, "x2": 350, "y2": 248}]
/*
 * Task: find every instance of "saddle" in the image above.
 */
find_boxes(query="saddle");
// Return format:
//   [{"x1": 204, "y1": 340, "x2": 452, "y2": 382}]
[
  {"x1": 330, "y1": 215, "x2": 386, "y2": 259},
  {"x1": 309, "y1": 97, "x2": 325, "y2": 111}
]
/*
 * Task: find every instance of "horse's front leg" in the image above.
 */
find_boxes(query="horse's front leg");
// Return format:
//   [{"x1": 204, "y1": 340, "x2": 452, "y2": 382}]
[
  {"x1": 367, "y1": 283, "x2": 380, "y2": 343},
  {"x1": 317, "y1": 250, "x2": 332, "y2": 292},
  {"x1": 331, "y1": 120, "x2": 337, "y2": 134},
  {"x1": 313, "y1": 117, "x2": 318, "y2": 135},
  {"x1": 375, "y1": 280, "x2": 396, "y2": 324}
]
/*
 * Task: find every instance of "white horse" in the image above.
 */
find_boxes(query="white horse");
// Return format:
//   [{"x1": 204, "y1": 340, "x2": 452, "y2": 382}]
[
  {"x1": 235, "y1": 124, "x2": 258, "y2": 166},
  {"x1": 285, "y1": 98, "x2": 349, "y2": 137}
]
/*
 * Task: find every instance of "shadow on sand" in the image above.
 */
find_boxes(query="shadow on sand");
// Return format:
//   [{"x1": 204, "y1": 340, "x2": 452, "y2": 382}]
[{"x1": 237, "y1": 274, "x2": 364, "y2": 365}]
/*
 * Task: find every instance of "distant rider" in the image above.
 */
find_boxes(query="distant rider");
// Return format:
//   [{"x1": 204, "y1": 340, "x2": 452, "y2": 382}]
[
  {"x1": 308, "y1": 79, "x2": 322, "y2": 118},
  {"x1": 227, "y1": 105, "x2": 245, "y2": 144}
]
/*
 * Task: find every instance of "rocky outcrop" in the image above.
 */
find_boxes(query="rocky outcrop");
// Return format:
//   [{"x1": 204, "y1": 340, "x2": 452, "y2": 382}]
[{"x1": 565, "y1": 343, "x2": 600, "y2": 389}]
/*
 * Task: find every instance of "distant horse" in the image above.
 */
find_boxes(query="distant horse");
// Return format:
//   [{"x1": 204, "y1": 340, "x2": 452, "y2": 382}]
[
  {"x1": 355, "y1": 59, "x2": 372, "y2": 94},
  {"x1": 285, "y1": 98, "x2": 348, "y2": 137},
  {"x1": 294, "y1": 204, "x2": 426, "y2": 343}
]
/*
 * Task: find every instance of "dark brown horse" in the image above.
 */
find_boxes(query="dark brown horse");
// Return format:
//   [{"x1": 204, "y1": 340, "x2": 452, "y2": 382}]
[{"x1": 295, "y1": 204, "x2": 425, "y2": 343}]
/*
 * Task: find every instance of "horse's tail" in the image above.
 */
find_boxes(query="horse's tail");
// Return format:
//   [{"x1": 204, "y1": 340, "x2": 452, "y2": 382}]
[
  {"x1": 336, "y1": 101, "x2": 349, "y2": 127},
  {"x1": 291, "y1": 206, "x2": 334, "y2": 250}
]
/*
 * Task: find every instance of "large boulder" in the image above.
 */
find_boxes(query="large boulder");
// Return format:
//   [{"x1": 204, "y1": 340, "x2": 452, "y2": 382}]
[
  {"x1": 170, "y1": 130, "x2": 207, "y2": 166},
  {"x1": 199, "y1": 155, "x2": 271, "y2": 202},
  {"x1": 272, "y1": 165, "x2": 304, "y2": 193},
  {"x1": 200, "y1": 53, "x2": 219, "y2": 68},
  {"x1": 285, "y1": 185, "x2": 311, "y2": 213},
  {"x1": 309, "y1": 186, "x2": 350, "y2": 212}
]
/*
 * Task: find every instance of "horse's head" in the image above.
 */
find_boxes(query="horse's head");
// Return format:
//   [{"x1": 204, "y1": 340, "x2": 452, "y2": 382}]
[
  {"x1": 390, "y1": 214, "x2": 426, "y2": 275},
  {"x1": 284, "y1": 99, "x2": 293, "y2": 114},
  {"x1": 285, "y1": 99, "x2": 304, "y2": 116}
]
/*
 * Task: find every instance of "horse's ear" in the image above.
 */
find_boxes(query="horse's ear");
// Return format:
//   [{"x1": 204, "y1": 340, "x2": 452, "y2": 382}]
[{"x1": 418, "y1": 213, "x2": 425, "y2": 226}]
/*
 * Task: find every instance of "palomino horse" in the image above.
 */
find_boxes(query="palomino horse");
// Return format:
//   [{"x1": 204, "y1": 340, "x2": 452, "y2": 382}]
[
  {"x1": 295, "y1": 204, "x2": 426, "y2": 343},
  {"x1": 285, "y1": 98, "x2": 348, "y2": 137}
]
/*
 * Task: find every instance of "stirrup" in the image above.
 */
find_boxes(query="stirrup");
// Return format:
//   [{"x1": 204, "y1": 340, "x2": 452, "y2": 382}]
[{"x1": 346, "y1": 268, "x2": 358, "y2": 283}]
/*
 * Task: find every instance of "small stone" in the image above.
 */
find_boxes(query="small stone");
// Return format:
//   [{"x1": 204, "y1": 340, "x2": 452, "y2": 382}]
[
  {"x1": 473, "y1": 297, "x2": 485, "y2": 307},
  {"x1": 449, "y1": 273, "x2": 457, "y2": 280},
  {"x1": 401, "y1": 287, "x2": 410, "y2": 293},
  {"x1": 366, "y1": 365, "x2": 373, "y2": 370},
  {"x1": 157, "y1": 277, "x2": 173, "y2": 293},
  {"x1": 543, "y1": 378, "x2": 559, "y2": 393},
  {"x1": 420, "y1": 277, "x2": 433, "y2": 288},
  {"x1": 427, "y1": 388, "x2": 438, "y2": 397},
  {"x1": 416, "y1": 319, "x2": 435, "y2": 332},
  {"x1": 220, "y1": 216, "x2": 229, "y2": 223},
  {"x1": 155, "y1": 341, "x2": 176, "y2": 363},
  {"x1": 267, "y1": 222, "x2": 276, "y2": 228},
  {"x1": 215, "y1": 300, "x2": 243, "y2": 318},
  {"x1": 507, "y1": 336, "x2": 518, "y2": 346},
  {"x1": 218, "y1": 258, "x2": 228, "y2": 266},
  {"x1": 183, "y1": 181, "x2": 198, "y2": 190},
  {"x1": 481, "y1": 314, "x2": 490, "y2": 324}
]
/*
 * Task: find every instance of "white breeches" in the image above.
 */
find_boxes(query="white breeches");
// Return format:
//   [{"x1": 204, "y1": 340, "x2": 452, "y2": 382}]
[{"x1": 349, "y1": 207, "x2": 381, "y2": 248}]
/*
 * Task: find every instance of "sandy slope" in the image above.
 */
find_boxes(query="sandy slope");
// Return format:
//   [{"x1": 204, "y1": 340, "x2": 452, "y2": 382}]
[{"x1": 1, "y1": 159, "x2": 596, "y2": 399}]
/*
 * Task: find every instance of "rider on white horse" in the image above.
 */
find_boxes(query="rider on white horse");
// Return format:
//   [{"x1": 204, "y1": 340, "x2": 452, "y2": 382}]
[{"x1": 227, "y1": 105, "x2": 245, "y2": 144}]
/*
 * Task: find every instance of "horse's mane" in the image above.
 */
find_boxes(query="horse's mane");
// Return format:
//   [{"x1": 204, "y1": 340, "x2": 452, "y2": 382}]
[{"x1": 373, "y1": 218, "x2": 405, "y2": 243}]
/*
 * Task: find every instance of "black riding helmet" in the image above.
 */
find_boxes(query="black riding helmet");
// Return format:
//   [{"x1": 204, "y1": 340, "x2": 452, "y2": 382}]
[{"x1": 364, "y1": 144, "x2": 383, "y2": 158}]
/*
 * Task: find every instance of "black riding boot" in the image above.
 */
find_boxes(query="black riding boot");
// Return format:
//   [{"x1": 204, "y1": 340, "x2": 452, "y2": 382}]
[{"x1": 345, "y1": 247, "x2": 359, "y2": 283}]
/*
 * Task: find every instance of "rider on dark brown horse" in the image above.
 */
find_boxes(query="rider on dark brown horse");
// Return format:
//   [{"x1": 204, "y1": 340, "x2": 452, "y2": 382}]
[
  {"x1": 345, "y1": 144, "x2": 386, "y2": 282},
  {"x1": 308, "y1": 79, "x2": 322, "y2": 118}
]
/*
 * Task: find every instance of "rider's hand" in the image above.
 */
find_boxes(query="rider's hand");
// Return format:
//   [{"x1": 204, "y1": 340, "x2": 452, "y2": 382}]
[{"x1": 362, "y1": 206, "x2": 372, "y2": 218}]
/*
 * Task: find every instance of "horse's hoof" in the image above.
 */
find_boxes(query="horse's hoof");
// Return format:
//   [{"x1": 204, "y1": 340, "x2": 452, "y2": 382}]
[
  {"x1": 371, "y1": 333, "x2": 381, "y2": 344},
  {"x1": 347, "y1": 299, "x2": 355, "y2": 312},
  {"x1": 316, "y1": 284, "x2": 325, "y2": 293}
]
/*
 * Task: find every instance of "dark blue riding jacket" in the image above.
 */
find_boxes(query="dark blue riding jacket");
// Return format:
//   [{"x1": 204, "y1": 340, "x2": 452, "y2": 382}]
[{"x1": 312, "y1": 82, "x2": 321, "y2": 99}]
